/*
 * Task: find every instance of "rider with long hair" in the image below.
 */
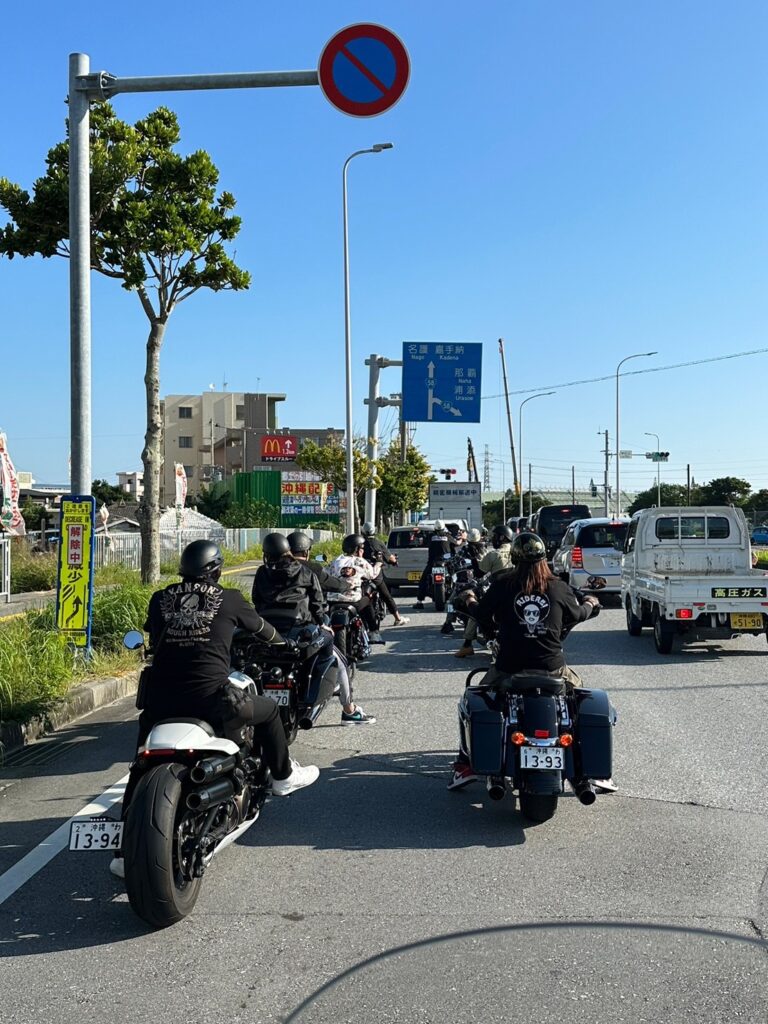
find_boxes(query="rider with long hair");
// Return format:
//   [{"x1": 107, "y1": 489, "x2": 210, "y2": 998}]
[{"x1": 448, "y1": 531, "x2": 600, "y2": 790}]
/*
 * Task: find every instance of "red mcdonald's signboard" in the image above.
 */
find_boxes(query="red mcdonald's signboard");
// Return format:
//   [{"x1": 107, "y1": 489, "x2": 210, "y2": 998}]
[{"x1": 261, "y1": 435, "x2": 298, "y2": 463}]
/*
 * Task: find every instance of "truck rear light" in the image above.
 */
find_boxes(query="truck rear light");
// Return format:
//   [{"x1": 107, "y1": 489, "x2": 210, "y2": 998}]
[
  {"x1": 675, "y1": 609, "x2": 694, "y2": 619},
  {"x1": 571, "y1": 547, "x2": 583, "y2": 568}
]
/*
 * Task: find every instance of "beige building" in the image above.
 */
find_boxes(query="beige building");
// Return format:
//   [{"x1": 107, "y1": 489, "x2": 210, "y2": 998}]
[
  {"x1": 160, "y1": 391, "x2": 285, "y2": 504},
  {"x1": 117, "y1": 471, "x2": 144, "y2": 500}
]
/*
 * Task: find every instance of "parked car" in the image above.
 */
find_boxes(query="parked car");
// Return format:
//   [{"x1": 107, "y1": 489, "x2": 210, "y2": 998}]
[
  {"x1": 383, "y1": 519, "x2": 466, "y2": 592},
  {"x1": 529, "y1": 504, "x2": 593, "y2": 559},
  {"x1": 552, "y1": 518, "x2": 629, "y2": 595},
  {"x1": 751, "y1": 526, "x2": 768, "y2": 545},
  {"x1": 505, "y1": 516, "x2": 526, "y2": 533}
]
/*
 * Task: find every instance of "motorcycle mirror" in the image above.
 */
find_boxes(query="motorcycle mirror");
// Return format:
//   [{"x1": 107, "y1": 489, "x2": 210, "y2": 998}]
[{"x1": 123, "y1": 630, "x2": 145, "y2": 650}]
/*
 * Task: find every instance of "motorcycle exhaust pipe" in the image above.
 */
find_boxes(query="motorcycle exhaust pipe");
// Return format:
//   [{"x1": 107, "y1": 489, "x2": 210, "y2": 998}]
[
  {"x1": 572, "y1": 778, "x2": 597, "y2": 806},
  {"x1": 186, "y1": 776, "x2": 236, "y2": 811},
  {"x1": 190, "y1": 753, "x2": 238, "y2": 785},
  {"x1": 486, "y1": 777, "x2": 506, "y2": 801},
  {"x1": 298, "y1": 704, "x2": 325, "y2": 731}
]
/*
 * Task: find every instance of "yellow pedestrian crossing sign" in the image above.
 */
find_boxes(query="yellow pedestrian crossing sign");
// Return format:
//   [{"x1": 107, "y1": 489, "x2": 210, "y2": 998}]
[{"x1": 55, "y1": 496, "x2": 96, "y2": 649}]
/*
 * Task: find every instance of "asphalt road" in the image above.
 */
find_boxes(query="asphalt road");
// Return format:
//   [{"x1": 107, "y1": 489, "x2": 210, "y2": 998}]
[{"x1": 0, "y1": 599, "x2": 766, "y2": 1023}]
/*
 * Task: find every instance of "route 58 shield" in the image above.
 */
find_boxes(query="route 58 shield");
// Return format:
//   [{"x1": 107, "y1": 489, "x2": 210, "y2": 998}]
[{"x1": 55, "y1": 495, "x2": 96, "y2": 649}]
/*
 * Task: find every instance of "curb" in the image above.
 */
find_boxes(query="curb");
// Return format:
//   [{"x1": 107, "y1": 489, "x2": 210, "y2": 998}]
[{"x1": 0, "y1": 671, "x2": 139, "y2": 759}]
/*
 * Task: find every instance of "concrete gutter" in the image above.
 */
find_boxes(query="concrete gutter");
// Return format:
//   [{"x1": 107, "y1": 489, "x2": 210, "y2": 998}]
[{"x1": 0, "y1": 671, "x2": 139, "y2": 759}]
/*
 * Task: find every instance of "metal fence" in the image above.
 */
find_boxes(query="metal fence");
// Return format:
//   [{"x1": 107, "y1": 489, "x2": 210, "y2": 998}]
[
  {"x1": 0, "y1": 536, "x2": 9, "y2": 603},
  {"x1": 93, "y1": 526, "x2": 335, "y2": 569}
]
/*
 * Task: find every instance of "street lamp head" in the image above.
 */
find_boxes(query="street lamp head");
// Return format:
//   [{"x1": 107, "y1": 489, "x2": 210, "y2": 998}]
[{"x1": 372, "y1": 142, "x2": 394, "y2": 152}]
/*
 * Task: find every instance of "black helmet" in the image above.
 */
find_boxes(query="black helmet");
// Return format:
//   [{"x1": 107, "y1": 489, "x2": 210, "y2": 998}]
[
  {"x1": 446, "y1": 523, "x2": 461, "y2": 538},
  {"x1": 179, "y1": 539, "x2": 223, "y2": 580},
  {"x1": 361, "y1": 522, "x2": 376, "y2": 537},
  {"x1": 492, "y1": 524, "x2": 514, "y2": 547},
  {"x1": 342, "y1": 533, "x2": 366, "y2": 555},
  {"x1": 510, "y1": 532, "x2": 547, "y2": 564},
  {"x1": 287, "y1": 531, "x2": 312, "y2": 555},
  {"x1": 262, "y1": 532, "x2": 291, "y2": 562}
]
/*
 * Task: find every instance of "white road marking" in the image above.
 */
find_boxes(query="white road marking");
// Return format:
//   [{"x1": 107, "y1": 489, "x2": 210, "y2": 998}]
[{"x1": 0, "y1": 774, "x2": 129, "y2": 906}]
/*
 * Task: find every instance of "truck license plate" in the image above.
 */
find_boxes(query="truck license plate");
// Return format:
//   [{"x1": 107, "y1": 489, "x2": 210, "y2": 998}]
[
  {"x1": 69, "y1": 819, "x2": 123, "y2": 851},
  {"x1": 520, "y1": 747, "x2": 564, "y2": 770},
  {"x1": 407, "y1": 571, "x2": 421, "y2": 581},
  {"x1": 730, "y1": 613, "x2": 764, "y2": 630}
]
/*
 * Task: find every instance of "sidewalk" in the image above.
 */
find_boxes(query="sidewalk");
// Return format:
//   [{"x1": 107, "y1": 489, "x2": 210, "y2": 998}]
[{"x1": 0, "y1": 589, "x2": 55, "y2": 620}]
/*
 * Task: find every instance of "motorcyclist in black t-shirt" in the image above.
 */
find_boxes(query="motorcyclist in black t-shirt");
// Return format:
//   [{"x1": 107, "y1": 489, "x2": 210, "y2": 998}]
[
  {"x1": 361, "y1": 521, "x2": 409, "y2": 627},
  {"x1": 414, "y1": 519, "x2": 456, "y2": 609},
  {"x1": 286, "y1": 530, "x2": 375, "y2": 725},
  {"x1": 448, "y1": 532, "x2": 606, "y2": 791},
  {"x1": 111, "y1": 540, "x2": 318, "y2": 878}
]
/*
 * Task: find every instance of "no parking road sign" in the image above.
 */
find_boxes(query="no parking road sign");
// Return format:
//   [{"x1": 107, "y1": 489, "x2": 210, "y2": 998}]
[{"x1": 318, "y1": 23, "x2": 410, "y2": 117}]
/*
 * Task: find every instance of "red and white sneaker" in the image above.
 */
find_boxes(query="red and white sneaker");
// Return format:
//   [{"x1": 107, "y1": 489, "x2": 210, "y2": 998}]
[{"x1": 447, "y1": 762, "x2": 478, "y2": 791}]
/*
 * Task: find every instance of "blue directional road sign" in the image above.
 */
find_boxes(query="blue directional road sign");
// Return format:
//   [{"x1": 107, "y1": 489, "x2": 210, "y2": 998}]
[{"x1": 401, "y1": 342, "x2": 483, "y2": 423}]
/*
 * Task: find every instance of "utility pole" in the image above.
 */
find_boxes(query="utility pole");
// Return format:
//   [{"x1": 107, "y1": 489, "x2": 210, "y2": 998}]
[
  {"x1": 600, "y1": 430, "x2": 610, "y2": 516},
  {"x1": 687, "y1": 465, "x2": 691, "y2": 504},
  {"x1": 498, "y1": 339, "x2": 520, "y2": 497},
  {"x1": 528, "y1": 463, "x2": 532, "y2": 518},
  {"x1": 571, "y1": 465, "x2": 575, "y2": 504},
  {"x1": 466, "y1": 437, "x2": 480, "y2": 484},
  {"x1": 363, "y1": 354, "x2": 403, "y2": 526}
]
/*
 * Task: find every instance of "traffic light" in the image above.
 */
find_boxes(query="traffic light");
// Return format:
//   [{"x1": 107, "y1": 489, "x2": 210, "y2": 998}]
[
  {"x1": 658, "y1": 452, "x2": 670, "y2": 462},
  {"x1": 590, "y1": 481, "x2": 598, "y2": 497},
  {"x1": 439, "y1": 468, "x2": 457, "y2": 481}
]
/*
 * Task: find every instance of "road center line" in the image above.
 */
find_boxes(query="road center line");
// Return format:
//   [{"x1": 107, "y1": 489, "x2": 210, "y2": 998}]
[{"x1": 0, "y1": 773, "x2": 129, "y2": 906}]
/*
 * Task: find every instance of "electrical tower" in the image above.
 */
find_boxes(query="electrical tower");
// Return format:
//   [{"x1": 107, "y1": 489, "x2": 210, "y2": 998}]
[{"x1": 483, "y1": 445, "x2": 491, "y2": 491}]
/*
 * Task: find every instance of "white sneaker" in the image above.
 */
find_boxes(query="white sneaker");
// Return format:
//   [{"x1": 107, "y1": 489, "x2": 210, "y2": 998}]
[
  {"x1": 109, "y1": 856, "x2": 125, "y2": 879},
  {"x1": 271, "y1": 760, "x2": 320, "y2": 797}
]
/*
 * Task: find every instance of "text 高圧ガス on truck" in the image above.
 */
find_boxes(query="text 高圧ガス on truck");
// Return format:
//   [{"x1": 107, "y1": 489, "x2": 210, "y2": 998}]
[{"x1": 621, "y1": 506, "x2": 768, "y2": 655}]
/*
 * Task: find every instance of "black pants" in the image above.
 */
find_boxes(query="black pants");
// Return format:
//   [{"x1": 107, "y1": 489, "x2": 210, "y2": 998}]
[
  {"x1": 417, "y1": 564, "x2": 438, "y2": 601},
  {"x1": 121, "y1": 689, "x2": 291, "y2": 819},
  {"x1": 372, "y1": 575, "x2": 398, "y2": 618}
]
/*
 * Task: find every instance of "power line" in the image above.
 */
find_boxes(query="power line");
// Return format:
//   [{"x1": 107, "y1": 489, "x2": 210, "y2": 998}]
[{"x1": 480, "y1": 346, "x2": 768, "y2": 400}]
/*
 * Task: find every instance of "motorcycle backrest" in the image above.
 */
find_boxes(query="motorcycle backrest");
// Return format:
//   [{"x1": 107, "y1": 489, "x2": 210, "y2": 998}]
[
  {"x1": 496, "y1": 674, "x2": 566, "y2": 696},
  {"x1": 143, "y1": 719, "x2": 240, "y2": 756}
]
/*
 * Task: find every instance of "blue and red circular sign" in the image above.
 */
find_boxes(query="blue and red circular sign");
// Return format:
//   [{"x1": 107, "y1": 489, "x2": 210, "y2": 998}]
[{"x1": 318, "y1": 23, "x2": 410, "y2": 118}]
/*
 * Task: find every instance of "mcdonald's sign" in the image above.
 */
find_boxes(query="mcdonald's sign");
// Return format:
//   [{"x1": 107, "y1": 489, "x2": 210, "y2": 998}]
[{"x1": 261, "y1": 435, "x2": 298, "y2": 463}]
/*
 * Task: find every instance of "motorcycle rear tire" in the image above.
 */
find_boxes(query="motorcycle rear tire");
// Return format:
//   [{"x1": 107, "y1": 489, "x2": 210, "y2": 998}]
[
  {"x1": 433, "y1": 582, "x2": 446, "y2": 612},
  {"x1": 123, "y1": 763, "x2": 203, "y2": 929},
  {"x1": 519, "y1": 792, "x2": 558, "y2": 823}
]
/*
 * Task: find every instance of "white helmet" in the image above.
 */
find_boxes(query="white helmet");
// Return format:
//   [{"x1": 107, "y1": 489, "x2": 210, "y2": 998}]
[
  {"x1": 468, "y1": 528, "x2": 482, "y2": 543},
  {"x1": 361, "y1": 522, "x2": 375, "y2": 537},
  {"x1": 434, "y1": 519, "x2": 445, "y2": 531}
]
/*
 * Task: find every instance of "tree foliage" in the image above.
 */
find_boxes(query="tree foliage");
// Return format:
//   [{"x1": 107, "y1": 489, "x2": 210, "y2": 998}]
[
  {"x1": 0, "y1": 104, "x2": 249, "y2": 583},
  {"x1": 220, "y1": 497, "x2": 278, "y2": 529},
  {"x1": 627, "y1": 483, "x2": 692, "y2": 516},
  {"x1": 191, "y1": 481, "x2": 232, "y2": 522},
  {"x1": 695, "y1": 476, "x2": 752, "y2": 506},
  {"x1": 20, "y1": 499, "x2": 46, "y2": 530},
  {"x1": 376, "y1": 439, "x2": 431, "y2": 522},
  {"x1": 294, "y1": 436, "x2": 379, "y2": 527},
  {"x1": 91, "y1": 479, "x2": 125, "y2": 505}
]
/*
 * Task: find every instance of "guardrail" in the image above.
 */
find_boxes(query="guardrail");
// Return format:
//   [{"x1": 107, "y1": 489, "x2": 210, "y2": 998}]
[{"x1": 93, "y1": 526, "x2": 336, "y2": 569}]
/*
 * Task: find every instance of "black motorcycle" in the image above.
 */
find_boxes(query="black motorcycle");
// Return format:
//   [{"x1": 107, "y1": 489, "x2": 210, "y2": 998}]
[
  {"x1": 328, "y1": 599, "x2": 371, "y2": 671},
  {"x1": 457, "y1": 588, "x2": 616, "y2": 823},
  {"x1": 232, "y1": 629, "x2": 337, "y2": 744}
]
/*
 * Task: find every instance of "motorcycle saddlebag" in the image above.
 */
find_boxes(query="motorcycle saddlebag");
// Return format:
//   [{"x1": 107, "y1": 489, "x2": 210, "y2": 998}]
[
  {"x1": 573, "y1": 688, "x2": 614, "y2": 780},
  {"x1": 463, "y1": 688, "x2": 505, "y2": 775}
]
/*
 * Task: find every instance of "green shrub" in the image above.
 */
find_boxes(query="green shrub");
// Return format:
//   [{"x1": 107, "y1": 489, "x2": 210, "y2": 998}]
[
  {"x1": 9, "y1": 543, "x2": 58, "y2": 593},
  {"x1": 0, "y1": 617, "x2": 79, "y2": 720}
]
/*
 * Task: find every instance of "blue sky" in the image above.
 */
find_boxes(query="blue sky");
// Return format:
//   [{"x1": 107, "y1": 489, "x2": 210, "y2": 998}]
[{"x1": 1, "y1": 1, "x2": 767, "y2": 498}]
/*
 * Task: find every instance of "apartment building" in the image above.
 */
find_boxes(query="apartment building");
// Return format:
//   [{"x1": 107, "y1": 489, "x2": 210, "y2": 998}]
[
  {"x1": 160, "y1": 391, "x2": 285, "y2": 503},
  {"x1": 117, "y1": 471, "x2": 144, "y2": 500}
]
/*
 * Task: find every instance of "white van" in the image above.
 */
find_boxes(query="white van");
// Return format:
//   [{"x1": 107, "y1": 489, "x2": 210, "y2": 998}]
[{"x1": 384, "y1": 519, "x2": 467, "y2": 591}]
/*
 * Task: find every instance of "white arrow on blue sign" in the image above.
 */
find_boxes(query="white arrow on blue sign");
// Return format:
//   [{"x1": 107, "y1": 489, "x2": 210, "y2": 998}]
[{"x1": 401, "y1": 342, "x2": 483, "y2": 423}]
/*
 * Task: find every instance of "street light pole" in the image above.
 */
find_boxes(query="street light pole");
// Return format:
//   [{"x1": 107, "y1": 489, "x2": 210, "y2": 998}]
[
  {"x1": 645, "y1": 431, "x2": 661, "y2": 507},
  {"x1": 342, "y1": 143, "x2": 393, "y2": 534},
  {"x1": 518, "y1": 392, "x2": 555, "y2": 517},
  {"x1": 615, "y1": 351, "x2": 656, "y2": 517}
]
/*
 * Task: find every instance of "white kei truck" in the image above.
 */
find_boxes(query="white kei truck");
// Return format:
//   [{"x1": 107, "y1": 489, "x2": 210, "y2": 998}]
[{"x1": 621, "y1": 506, "x2": 768, "y2": 655}]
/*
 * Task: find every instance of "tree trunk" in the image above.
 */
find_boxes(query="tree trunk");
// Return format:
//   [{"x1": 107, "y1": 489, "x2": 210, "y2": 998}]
[{"x1": 139, "y1": 319, "x2": 167, "y2": 583}]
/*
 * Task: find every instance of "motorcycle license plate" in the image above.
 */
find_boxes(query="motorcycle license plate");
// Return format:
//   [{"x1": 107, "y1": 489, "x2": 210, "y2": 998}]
[
  {"x1": 730, "y1": 612, "x2": 763, "y2": 630},
  {"x1": 69, "y1": 818, "x2": 123, "y2": 851},
  {"x1": 264, "y1": 689, "x2": 291, "y2": 706},
  {"x1": 407, "y1": 571, "x2": 421, "y2": 581},
  {"x1": 520, "y1": 747, "x2": 564, "y2": 770},
  {"x1": 446, "y1": 603, "x2": 454, "y2": 613}
]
